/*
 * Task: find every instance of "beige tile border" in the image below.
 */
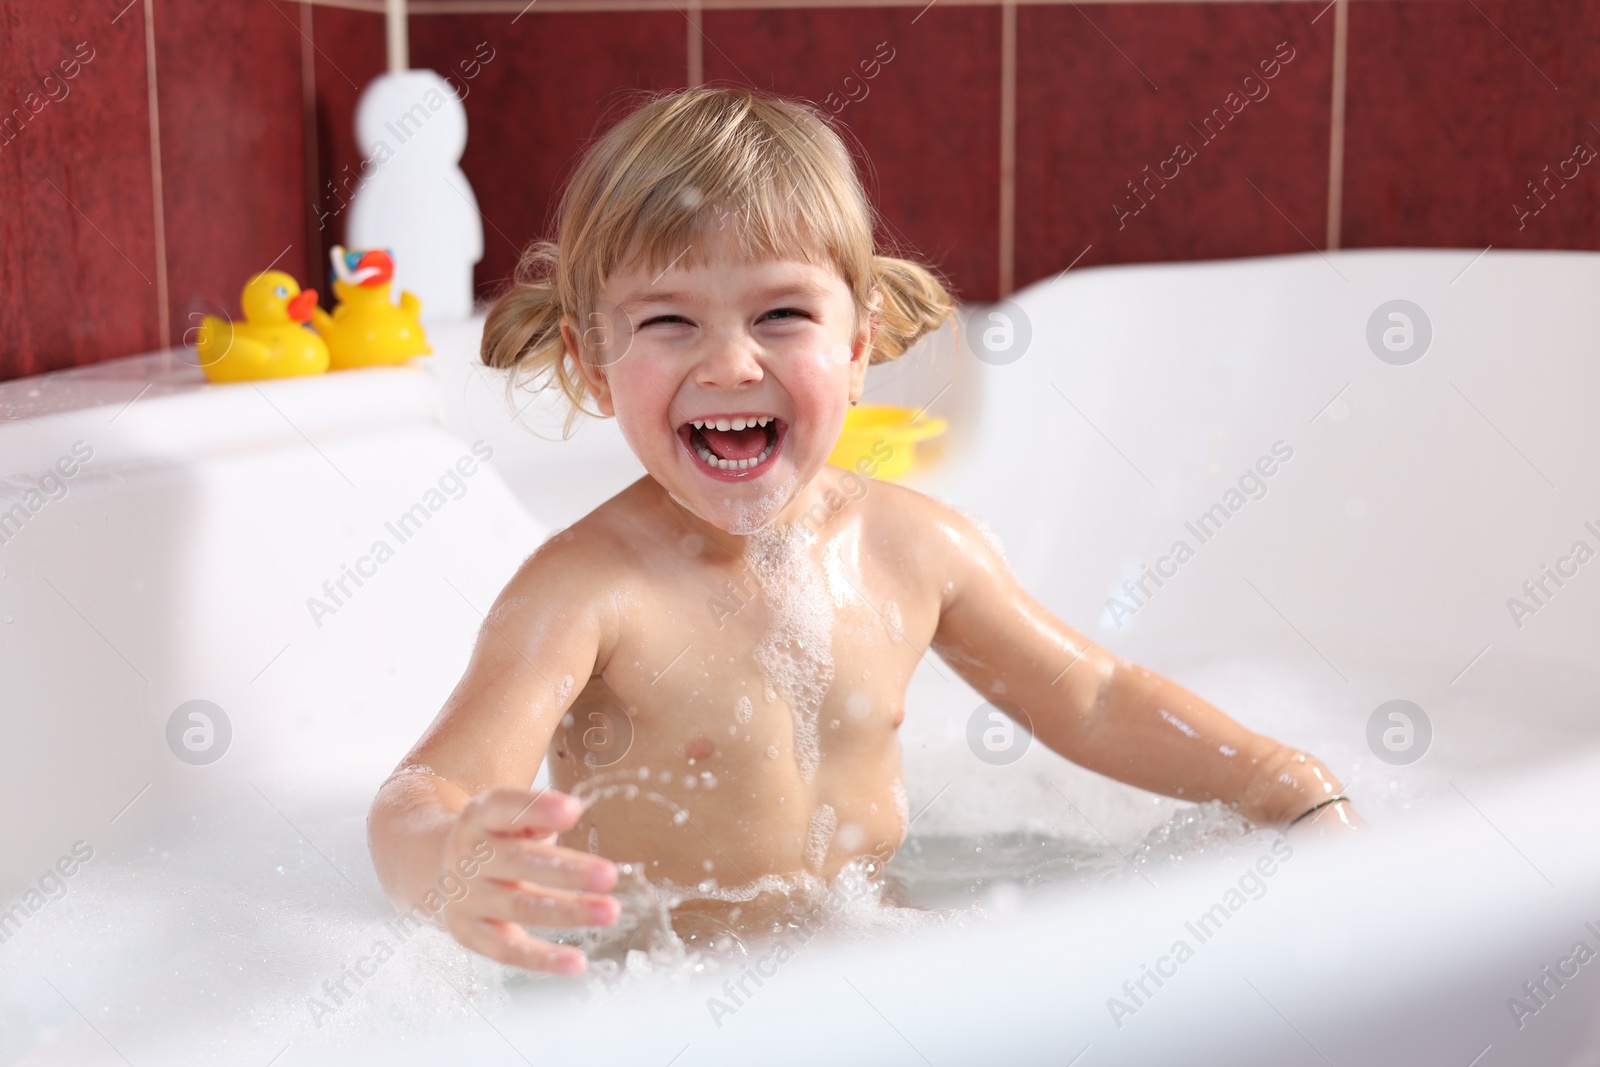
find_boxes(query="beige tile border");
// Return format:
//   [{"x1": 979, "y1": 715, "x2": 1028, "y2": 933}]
[
  {"x1": 337, "y1": 0, "x2": 1362, "y2": 11},
  {"x1": 142, "y1": 0, "x2": 171, "y2": 350},
  {"x1": 300, "y1": 2, "x2": 323, "y2": 287},
  {"x1": 1325, "y1": 0, "x2": 1348, "y2": 250},
  {"x1": 688, "y1": 0, "x2": 704, "y2": 84},
  {"x1": 999, "y1": 0, "x2": 1016, "y2": 296}
]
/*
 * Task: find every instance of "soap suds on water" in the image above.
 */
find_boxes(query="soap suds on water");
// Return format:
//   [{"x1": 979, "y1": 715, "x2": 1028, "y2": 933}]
[
  {"x1": 804, "y1": 804, "x2": 838, "y2": 872},
  {"x1": 744, "y1": 522, "x2": 834, "y2": 783}
]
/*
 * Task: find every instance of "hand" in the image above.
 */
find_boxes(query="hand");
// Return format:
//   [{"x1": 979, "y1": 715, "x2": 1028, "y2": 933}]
[{"x1": 438, "y1": 787, "x2": 619, "y2": 974}]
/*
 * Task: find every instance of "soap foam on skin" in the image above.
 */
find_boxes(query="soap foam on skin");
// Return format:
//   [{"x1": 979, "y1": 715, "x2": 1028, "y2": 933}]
[
  {"x1": 1158, "y1": 708, "x2": 1201, "y2": 739},
  {"x1": 744, "y1": 522, "x2": 835, "y2": 783},
  {"x1": 725, "y1": 469, "x2": 801, "y2": 536},
  {"x1": 892, "y1": 779, "x2": 911, "y2": 841},
  {"x1": 954, "y1": 506, "x2": 1009, "y2": 564},
  {"x1": 822, "y1": 534, "x2": 864, "y2": 610},
  {"x1": 805, "y1": 803, "x2": 838, "y2": 872},
  {"x1": 883, "y1": 600, "x2": 904, "y2": 642}
]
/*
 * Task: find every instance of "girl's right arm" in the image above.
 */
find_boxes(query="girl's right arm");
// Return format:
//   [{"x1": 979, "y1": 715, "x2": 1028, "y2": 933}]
[{"x1": 366, "y1": 536, "x2": 624, "y2": 973}]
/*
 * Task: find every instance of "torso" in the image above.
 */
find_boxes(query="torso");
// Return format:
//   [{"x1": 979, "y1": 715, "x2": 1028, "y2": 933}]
[{"x1": 547, "y1": 467, "x2": 942, "y2": 897}]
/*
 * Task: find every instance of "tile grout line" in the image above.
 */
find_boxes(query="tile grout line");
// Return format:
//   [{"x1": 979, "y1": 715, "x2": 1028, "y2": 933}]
[
  {"x1": 998, "y1": 0, "x2": 1015, "y2": 298},
  {"x1": 1325, "y1": 0, "x2": 1348, "y2": 250},
  {"x1": 300, "y1": 1, "x2": 322, "y2": 289},
  {"x1": 687, "y1": 0, "x2": 703, "y2": 85},
  {"x1": 141, "y1": 0, "x2": 171, "y2": 355}
]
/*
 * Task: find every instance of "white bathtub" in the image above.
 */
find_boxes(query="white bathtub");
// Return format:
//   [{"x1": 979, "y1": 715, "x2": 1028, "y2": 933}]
[{"x1": 2, "y1": 249, "x2": 1598, "y2": 1065}]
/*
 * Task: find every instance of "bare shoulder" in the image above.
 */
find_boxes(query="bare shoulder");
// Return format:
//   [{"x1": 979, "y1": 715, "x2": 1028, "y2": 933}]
[
  {"x1": 490, "y1": 479, "x2": 659, "y2": 660},
  {"x1": 852, "y1": 475, "x2": 1014, "y2": 596}
]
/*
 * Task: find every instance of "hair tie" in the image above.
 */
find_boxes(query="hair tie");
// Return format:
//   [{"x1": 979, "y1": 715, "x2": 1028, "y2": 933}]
[{"x1": 1288, "y1": 794, "x2": 1350, "y2": 827}]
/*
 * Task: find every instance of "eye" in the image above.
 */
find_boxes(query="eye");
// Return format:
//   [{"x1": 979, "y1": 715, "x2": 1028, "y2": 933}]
[
  {"x1": 639, "y1": 314, "x2": 689, "y2": 328},
  {"x1": 275, "y1": 286, "x2": 288, "y2": 297},
  {"x1": 762, "y1": 308, "x2": 810, "y2": 322}
]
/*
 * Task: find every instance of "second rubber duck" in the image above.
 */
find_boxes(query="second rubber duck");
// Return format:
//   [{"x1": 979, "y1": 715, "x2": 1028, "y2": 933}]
[{"x1": 312, "y1": 246, "x2": 432, "y2": 369}]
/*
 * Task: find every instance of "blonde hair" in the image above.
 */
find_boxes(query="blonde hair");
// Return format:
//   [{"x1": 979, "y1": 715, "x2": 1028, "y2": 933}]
[{"x1": 482, "y1": 85, "x2": 957, "y2": 436}]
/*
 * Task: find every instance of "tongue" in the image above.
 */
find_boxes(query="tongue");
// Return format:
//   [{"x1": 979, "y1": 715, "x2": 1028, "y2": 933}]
[{"x1": 701, "y1": 425, "x2": 767, "y2": 461}]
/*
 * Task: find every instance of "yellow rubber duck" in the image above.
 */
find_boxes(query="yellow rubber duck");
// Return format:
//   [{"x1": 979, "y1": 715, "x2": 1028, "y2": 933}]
[
  {"x1": 195, "y1": 272, "x2": 329, "y2": 383},
  {"x1": 312, "y1": 246, "x2": 431, "y2": 369}
]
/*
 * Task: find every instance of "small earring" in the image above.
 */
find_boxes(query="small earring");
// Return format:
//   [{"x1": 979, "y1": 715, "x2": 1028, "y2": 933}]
[{"x1": 850, "y1": 398, "x2": 859, "y2": 406}]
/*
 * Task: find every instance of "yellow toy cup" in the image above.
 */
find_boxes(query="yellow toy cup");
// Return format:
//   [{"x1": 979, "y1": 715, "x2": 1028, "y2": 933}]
[{"x1": 827, "y1": 403, "x2": 948, "y2": 481}]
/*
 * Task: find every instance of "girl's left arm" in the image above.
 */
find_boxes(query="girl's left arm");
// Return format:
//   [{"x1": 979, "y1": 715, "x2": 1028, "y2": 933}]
[{"x1": 921, "y1": 498, "x2": 1356, "y2": 830}]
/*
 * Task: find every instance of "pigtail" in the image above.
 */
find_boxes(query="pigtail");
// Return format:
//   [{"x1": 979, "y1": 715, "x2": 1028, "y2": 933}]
[
  {"x1": 866, "y1": 254, "x2": 957, "y2": 364},
  {"x1": 481, "y1": 240, "x2": 599, "y2": 437}
]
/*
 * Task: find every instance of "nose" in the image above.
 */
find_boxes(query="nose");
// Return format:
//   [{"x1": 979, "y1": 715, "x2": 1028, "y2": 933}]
[{"x1": 693, "y1": 331, "x2": 764, "y2": 389}]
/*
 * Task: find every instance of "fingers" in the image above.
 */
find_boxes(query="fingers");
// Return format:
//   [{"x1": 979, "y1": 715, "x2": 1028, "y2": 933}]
[
  {"x1": 461, "y1": 787, "x2": 583, "y2": 838},
  {"x1": 448, "y1": 915, "x2": 589, "y2": 975},
  {"x1": 477, "y1": 880, "x2": 621, "y2": 928},
  {"x1": 477, "y1": 839, "x2": 618, "y2": 893}
]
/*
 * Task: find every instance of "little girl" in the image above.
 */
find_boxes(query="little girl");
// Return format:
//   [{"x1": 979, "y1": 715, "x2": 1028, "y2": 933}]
[{"x1": 367, "y1": 86, "x2": 1358, "y2": 974}]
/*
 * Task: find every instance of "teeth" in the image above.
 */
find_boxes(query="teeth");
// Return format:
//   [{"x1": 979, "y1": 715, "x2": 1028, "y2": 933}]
[
  {"x1": 692, "y1": 432, "x2": 778, "y2": 473},
  {"x1": 689, "y1": 416, "x2": 774, "y2": 430}
]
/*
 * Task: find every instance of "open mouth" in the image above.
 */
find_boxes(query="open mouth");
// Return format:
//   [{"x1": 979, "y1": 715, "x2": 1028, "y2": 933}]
[{"x1": 678, "y1": 414, "x2": 785, "y2": 479}]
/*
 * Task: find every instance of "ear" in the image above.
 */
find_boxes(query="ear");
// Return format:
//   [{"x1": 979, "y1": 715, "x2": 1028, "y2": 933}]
[
  {"x1": 847, "y1": 289, "x2": 881, "y2": 405},
  {"x1": 562, "y1": 313, "x2": 616, "y2": 416}
]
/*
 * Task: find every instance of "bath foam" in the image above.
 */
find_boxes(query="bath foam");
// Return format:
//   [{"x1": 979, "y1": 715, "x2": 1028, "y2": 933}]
[
  {"x1": 560, "y1": 854, "x2": 967, "y2": 997},
  {"x1": 0, "y1": 795, "x2": 518, "y2": 1062},
  {"x1": 805, "y1": 803, "x2": 838, "y2": 872},
  {"x1": 734, "y1": 695, "x2": 753, "y2": 724},
  {"x1": 725, "y1": 469, "x2": 800, "y2": 536},
  {"x1": 745, "y1": 521, "x2": 835, "y2": 782}
]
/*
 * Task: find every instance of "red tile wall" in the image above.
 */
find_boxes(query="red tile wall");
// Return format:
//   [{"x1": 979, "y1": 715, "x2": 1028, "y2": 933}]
[
  {"x1": 1, "y1": 0, "x2": 161, "y2": 378},
  {"x1": 699, "y1": 5, "x2": 1003, "y2": 303},
  {"x1": 1342, "y1": 0, "x2": 1600, "y2": 249},
  {"x1": 155, "y1": 0, "x2": 310, "y2": 349},
  {"x1": 1013, "y1": 2, "x2": 1333, "y2": 288},
  {"x1": 306, "y1": 5, "x2": 388, "y2": 298},
  {"x1": 4, "y1": 0, "x2": 1600, "y2": 383},
  {"x1": 406, "y1": 11, "x2": 687, "y2": 303}
]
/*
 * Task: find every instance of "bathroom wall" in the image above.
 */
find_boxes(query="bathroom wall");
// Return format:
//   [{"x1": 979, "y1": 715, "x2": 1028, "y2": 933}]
[{"x1": 3, "y1": 0, "x2": 1597, "y2": 382}]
